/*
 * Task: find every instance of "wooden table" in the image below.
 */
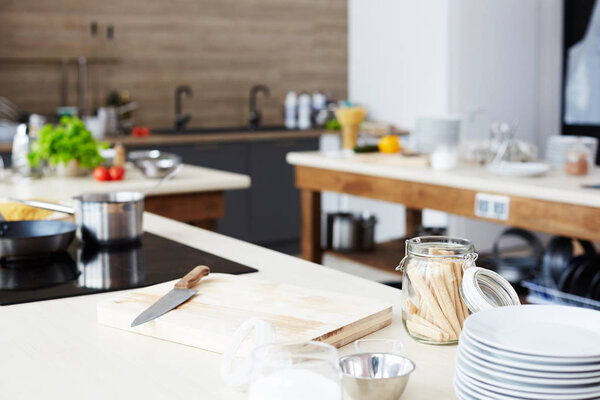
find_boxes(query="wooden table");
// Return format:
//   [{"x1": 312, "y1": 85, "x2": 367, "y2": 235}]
[
  {"x1": 287, "y1": 151, "x2": 600, "y2": 263},
  {"x1": 0, "y1": 163, "x2": 250, "y2": 230}
]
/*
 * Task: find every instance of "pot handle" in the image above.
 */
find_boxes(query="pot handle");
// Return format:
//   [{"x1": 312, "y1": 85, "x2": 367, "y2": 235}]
[{"x1": 9, "y1": 198, "x2": 75, "y2": 215}]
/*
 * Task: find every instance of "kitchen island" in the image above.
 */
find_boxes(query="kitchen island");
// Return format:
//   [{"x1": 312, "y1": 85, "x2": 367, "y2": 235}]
[
  {"x1": 0, "y1": 213, "x2": 457, "y2": 400},
  {"x1": 287, "y1": 151, "x2": 600, "y2": 263},
  {"x1": 0, "y1": 163, "x2": 250, "y2": 229}
]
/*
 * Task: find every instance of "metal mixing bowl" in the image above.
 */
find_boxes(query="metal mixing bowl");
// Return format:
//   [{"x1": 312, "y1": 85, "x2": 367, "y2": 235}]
[
  {"x1": 129, "y1": 150, "x2": 182, "y2": 179},
  {"x1": 339, "y1": 353, "x2": 415, "y2": 400}
]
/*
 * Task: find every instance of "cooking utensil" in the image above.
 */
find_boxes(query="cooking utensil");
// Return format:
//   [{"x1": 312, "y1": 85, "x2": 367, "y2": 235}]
[
  {"x1": 11, "y1": 167, "x2": 181, "y2": 245},
  {"x1": 131, "y1": 265, "x2": 209, "y2": 327},
  {"x1": 140, "y1": 163, "x2": 183, "y2": 197},
  {"x1": 327, "y1": 212, "x2": 378, "y2": 252},
  {"x1": 0, "y1": 220, "x2": 77, "y2": 259},
  {"x1": 492, "y1": 228, "x2": 544, "y2": 284},
  {"x1": 129, "y1": 150, "x2": 182, "y2": 179},
  {"x1": 339, "y1": 353, "x2": 415, "y2": 400},
  {"x1": 13, "y1": 193, "x2": 144, "y2": 245},
  {"x1": 542, "y1": 236, "x2": 596, "y2": 287}
]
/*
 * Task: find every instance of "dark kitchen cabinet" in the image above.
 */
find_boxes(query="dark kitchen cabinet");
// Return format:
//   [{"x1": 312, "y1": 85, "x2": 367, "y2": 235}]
[
  {"x1": 146, "y1": 137, "x2": 319, "y2": 253},
  {"x1": 157, "y1": 142, "x2": 251, "y2": 241},
  {"x1": 248, "y1": 138, "x2": 318, "y2": 246}
]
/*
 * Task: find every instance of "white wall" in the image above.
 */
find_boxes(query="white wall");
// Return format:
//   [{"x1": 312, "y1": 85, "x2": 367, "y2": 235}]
[
  {"x1": 343, "y1": 0, "x2": 451, "y2": 242},
  {"x1": 348, "y1": 0, "x2": 450, "y2": 130},
  {"x1": 345, "y1": 0, "x2": 564, "y2": 247},
  {"x1": 446, "y1": 0, "x2": 563, "y2": 251}
]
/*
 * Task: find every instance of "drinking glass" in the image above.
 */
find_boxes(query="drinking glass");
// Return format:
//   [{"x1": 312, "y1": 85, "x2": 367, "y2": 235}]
[{"x1": 247, "y1": 341, "x2": 342, "y2": 400}]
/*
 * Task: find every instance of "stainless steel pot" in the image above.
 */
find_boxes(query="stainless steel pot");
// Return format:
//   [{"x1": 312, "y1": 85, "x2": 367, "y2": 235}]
[
  {"x1": 75, "y1": 192, "x2": 144, "y2": 244},
  {"x1": 324, "y1": 212, "x2": 378, "y2": 252},
  {"x1": 14, "y1": 192, "x2": 144, "y2": 245}
]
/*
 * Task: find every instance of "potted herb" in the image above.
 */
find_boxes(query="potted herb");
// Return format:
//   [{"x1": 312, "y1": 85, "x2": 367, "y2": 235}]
[{"x1": 28, "y1": 116, "x2": 108, "y2": 176}]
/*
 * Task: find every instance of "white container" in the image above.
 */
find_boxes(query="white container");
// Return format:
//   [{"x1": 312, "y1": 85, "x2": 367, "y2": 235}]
[
  {"x1": 431, "y1": 146, "x2": 459, "y2": 171},
  {"x1": 546, "y1": 135, "x2": 598, "y2": 168},
  {"x1": 412, "y1": 115, "x2": 461, "y2": 153},
  {"x1": 284, "y1": 91, "x2": 297, "y2": 130},
  {"x1": 297, "y1": 93, "x2": 312, "y2": 130}
]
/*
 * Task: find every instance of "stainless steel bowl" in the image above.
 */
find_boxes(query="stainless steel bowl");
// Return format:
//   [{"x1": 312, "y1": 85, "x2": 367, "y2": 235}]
[
  {"x1": 129, "y1": 150, "x2": 182, "y2": 179},
  {"x1": 339, "y1": 353, "x2": 415, "y2": 400}
]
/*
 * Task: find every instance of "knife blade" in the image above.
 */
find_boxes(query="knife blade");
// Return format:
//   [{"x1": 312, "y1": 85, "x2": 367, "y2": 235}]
[{"x1": 130, "y1": 265, "x2": 210, "y2": 328}]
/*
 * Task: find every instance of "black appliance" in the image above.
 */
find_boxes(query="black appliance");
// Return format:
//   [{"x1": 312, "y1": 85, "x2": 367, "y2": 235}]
[{"x1": 0, "y1": 233, "x2": 257, "y2": 305}]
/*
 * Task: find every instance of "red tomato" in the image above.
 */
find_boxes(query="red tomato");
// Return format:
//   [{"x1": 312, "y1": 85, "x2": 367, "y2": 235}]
[
  {"x1": 132, "y1": 126, "x2": 150, "y2": 137},
  {"x1": 93, "y1": 166, "x2": 111, "y2": 182},
  {"x1": 108, "y1": 166, "x2": 125, "y2": 181}
]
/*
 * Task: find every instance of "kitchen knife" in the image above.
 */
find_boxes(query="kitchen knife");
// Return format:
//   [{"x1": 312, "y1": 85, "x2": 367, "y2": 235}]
[{"x1": 130, "y1": 265, "x2": 210, "y2": 328}]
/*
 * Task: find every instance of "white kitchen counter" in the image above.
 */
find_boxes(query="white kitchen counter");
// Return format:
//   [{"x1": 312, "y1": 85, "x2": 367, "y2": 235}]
[
  {"x1": 287, "y1": 151, "x2": 600, "y2": 208},
  {"x1": 0, "y1": 163, "x2": 250, "y2": 200},
  {"x1": 0, "y1": 213, "x2": 457, "y2": 400}
]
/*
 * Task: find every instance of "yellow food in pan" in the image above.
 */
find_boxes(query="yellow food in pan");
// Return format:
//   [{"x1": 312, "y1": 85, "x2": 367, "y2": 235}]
[{"x1": 0, "y1": 201, "x2": 54, "y2": 221}]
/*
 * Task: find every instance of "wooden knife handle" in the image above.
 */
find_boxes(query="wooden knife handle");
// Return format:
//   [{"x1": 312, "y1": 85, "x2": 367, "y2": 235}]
[{"x1": 174, "y1": 266, "x2": 210, "y2": 289}]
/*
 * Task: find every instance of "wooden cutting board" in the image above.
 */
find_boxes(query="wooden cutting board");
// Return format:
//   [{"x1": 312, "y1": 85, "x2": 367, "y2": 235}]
[{"x1": 97, "y1": 273, "x2": 392, "y2": 353}]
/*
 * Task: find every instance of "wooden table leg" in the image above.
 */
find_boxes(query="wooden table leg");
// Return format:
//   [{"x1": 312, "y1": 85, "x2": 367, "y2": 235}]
[
  {"x1": 300, "y1": 189, "x2": 322, "y2": 263},
  {"x1": 405, "y1": 207, "x2": 422, "y2": 238}
]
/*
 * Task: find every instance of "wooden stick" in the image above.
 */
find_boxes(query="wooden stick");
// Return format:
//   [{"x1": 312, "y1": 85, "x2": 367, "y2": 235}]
[
  {"x1": 429, "y1": 266, "x2": 461, "y2": 337},
  {"x1": 409, "y1": 314, "x2": 451, "y2": 341},
  {"x1": 406, "y1": 319, "x2": 445, "y2": 342},
  {"x1": 406, "y1": 266, "x2": 455, "y2": 338},
  {"x1": 406, "y1": 299, "x2": 418, "y2": 315}
]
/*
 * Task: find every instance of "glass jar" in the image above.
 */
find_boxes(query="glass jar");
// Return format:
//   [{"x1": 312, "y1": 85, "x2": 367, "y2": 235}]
[
  {"x1": 397, "y1": 236, "x2": 521, "y2": 345},
  {"x1": 248, "y1": 341, "x2": 342, "y2": 400},
  {"x1": 397, "y1": 236, "x2": 476, "y2": 345}
]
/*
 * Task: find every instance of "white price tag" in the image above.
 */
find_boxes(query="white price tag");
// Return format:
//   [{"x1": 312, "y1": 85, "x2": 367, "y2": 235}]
[{"x1": 474, "y1": 193, "x2": 510, "y2": 221}]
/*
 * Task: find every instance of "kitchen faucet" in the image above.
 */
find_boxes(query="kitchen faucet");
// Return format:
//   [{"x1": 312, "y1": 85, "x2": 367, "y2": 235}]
[
  {"x1": 248, "y1": 84, "x2": 270, "y2": 130},
  {"x1": 174, "y1": 85, "x2": 192, "y2": 133}
]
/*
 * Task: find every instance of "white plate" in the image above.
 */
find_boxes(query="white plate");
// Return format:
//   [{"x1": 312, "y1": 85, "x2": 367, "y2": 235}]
[
  {"x1": 462, "y1": 329, "x2": 600, "y2": 364},
  {"x1": 454, "y1": 379, "x2": 482, "y2": 400},
  {"x1": 457, "y1": 358, "x2": 600, "y2": 396},
  {"x1": 460, "y1": 334, "x2": 600, "y2": 373},
  {"x1": 456, "y1": 369, "x2": 598, "y2": 400},
  {"x1": 487, "y1": 161, "x2": 550, "y2": 177},
  {"x1": 458, "y1": 348, "x2": 600, "y2": 386},
  {"x1": 455, "y1": 375, "x2": 526, "y2": 400},
  {"x1": 458, "y1": 343, "x2": 600, "y2": 379},
  {"x1": 464, "y1": 305, "x2": 600, "y2": 359}
]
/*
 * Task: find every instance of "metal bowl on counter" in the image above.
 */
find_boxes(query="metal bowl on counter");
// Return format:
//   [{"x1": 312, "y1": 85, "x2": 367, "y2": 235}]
[
  {"x1": 128, "y1": 150, "x2": 182, "y2": 179},
  {"x1": 339, "y1": 353, "x2": 415, "y2": 400}
]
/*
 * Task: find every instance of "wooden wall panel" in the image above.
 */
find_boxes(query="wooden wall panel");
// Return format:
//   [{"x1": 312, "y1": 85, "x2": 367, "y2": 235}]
[{"x1": 0, "y1": 0, "x2": 347, "y2": 129}]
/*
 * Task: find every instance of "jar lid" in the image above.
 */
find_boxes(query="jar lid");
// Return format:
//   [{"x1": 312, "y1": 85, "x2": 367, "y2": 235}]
[{"x1": 460, "y1": 263, "x2": 521, "y2": 313}]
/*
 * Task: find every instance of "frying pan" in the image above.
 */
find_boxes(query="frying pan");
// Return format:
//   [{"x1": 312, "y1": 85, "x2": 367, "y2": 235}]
[{"x1": 0, "y1": 220, "x2": 77, "y2": 259}]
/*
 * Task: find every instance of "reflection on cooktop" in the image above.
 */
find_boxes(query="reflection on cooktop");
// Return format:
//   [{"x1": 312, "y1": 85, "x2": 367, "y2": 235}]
[{"x1": 0, "y1": 233, "x2": 257, "y2": 305}]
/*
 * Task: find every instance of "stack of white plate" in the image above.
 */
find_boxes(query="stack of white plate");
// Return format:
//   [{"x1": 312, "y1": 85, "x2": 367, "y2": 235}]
[
  {"x1": 455, "y1": 305, "x2": 600, "y2": 400},
  {"x1": 411, "y1": 116, "x2": 461, "y2": 153},
  {"x1": 546, "y1": 135, "x2": 598, "y2": 168}
]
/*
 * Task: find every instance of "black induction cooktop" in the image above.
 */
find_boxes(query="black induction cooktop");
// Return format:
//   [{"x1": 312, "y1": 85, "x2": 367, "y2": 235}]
[{"x1": 0, "y1": 233, "x2": 257, "y2": 305}]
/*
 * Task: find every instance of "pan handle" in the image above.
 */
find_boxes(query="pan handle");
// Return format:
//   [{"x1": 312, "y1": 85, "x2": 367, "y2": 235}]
[{"x1": 9, "y1": 198, "x2": 75, "y2": 215}]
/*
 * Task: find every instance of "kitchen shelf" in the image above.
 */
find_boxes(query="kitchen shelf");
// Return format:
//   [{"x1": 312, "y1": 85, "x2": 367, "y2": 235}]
[{"x1": 325, "y1": 237, "x2": 406, "y2": 275}]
